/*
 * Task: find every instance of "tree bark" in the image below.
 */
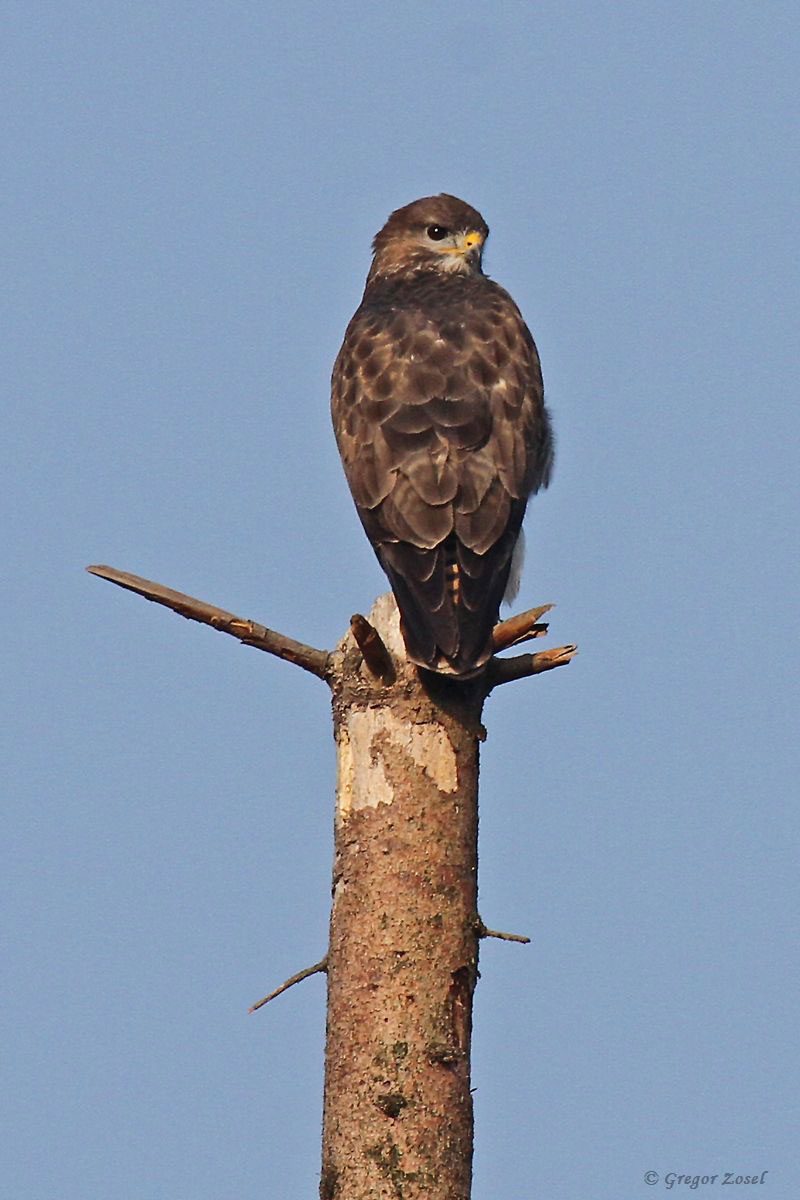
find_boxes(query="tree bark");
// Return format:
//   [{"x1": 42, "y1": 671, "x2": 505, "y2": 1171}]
[{"x1": 322, "y1": 595, "x2": 484, "y2": 1200}]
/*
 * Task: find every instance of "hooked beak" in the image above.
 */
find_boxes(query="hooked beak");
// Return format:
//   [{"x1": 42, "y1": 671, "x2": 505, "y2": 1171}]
[{"x1": 441, "y1": 229, "x2": 485, "y2": 258}]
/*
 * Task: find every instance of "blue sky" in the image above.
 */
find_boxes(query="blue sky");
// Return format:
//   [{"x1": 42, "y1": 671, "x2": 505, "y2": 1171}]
[{"x1": 4, "y1": 3, "x2": 798, "y2": 1197}]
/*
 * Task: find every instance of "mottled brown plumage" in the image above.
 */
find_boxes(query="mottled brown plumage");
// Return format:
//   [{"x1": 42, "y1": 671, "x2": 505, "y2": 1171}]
[{"x1": 332, "y1": 194, "x2": 553, "y2": 676}]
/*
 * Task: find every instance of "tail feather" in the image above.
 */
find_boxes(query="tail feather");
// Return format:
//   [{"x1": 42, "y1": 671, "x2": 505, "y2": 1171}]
[{"x1": 376, "y1": 530, "x2": 519, "y2": 677}]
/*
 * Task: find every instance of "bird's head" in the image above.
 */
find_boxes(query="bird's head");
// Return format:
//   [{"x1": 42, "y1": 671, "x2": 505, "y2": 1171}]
[{"x1": 367, "y1": 194, "x2": 489, "y2": 283}]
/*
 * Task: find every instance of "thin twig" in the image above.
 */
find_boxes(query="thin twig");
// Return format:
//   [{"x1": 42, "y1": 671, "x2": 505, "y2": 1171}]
[
  {"x1": 477, "y1": 923, "x2": 531, "y2": 944},
  {"x1": 493, "y1": 604, "x2": 554, "y2": 652},
  {"x1": 487, "y1": 643, "x2": 578, "y2": 689},
  {"x1": 248, "y1": 957, "x2": 328, "y2": 1013},
  {"x1": 87, "y1": 565, "x2": 331, "y2": 680}
]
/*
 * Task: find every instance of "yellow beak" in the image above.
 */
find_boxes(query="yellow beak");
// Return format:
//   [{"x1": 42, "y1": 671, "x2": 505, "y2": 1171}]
[{"x1": 441, "y1": 230, "x2": 485, "y2": 256}]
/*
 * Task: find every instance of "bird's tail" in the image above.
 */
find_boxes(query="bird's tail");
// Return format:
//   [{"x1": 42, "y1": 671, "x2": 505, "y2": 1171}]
[{"x1": 377, "y1": 533, "x2": 517, "y2": 678}]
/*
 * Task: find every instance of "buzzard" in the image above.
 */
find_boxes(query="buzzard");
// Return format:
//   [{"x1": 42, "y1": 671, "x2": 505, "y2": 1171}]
[{"x1": 331, "y1": 194, "x2": 553, "y2": 678}]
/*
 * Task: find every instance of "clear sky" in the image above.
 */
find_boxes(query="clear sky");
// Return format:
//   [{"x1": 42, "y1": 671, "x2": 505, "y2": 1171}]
[{"x1": 4, "y1": 2, "x2": 798, "y2": 1197}]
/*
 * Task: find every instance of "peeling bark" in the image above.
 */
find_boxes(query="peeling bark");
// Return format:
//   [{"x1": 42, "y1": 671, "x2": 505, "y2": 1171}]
[{"x1": 322, "y1": 596, "x2": 484, "y2": 1200}]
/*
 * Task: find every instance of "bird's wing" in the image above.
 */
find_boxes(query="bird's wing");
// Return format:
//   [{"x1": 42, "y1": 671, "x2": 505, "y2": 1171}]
[{"x1": 331, "y1": 278, "x2": 551, "y2": 673}]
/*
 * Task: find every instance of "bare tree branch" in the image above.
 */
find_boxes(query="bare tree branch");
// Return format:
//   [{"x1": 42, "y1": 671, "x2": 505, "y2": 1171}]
[
  {"x1": 477, "y1": 920, "x2": 531, "y2": 945},
  {"x1": 487, "y1": 643, "x2": 578, "y2": 688},
  {"x1": 349, "y1": 613, "x2": 395, "y2": 682},
  {"x1": 86, "y1": 565, "x2": 331, "y2": 680},
  {"x1": 249, "y1": 957, "x2": 328, "y2": 1013},
  {"x1": 492, "y1": 603, "x2": 554, "y2": 651}
]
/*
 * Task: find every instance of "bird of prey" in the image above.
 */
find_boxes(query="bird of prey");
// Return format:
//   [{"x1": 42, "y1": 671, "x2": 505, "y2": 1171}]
[{"x1": 331, "y1": 194, "x2": 553, "y2": 678}]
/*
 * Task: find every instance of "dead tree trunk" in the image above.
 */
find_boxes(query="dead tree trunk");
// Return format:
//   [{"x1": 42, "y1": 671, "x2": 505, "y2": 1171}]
[
  {"x1": 322, "y1": 594, "x2": 483, "y2": 1199},
  {"x1": 87, "y1": 566, "x2": 575, "y2": 1200}
]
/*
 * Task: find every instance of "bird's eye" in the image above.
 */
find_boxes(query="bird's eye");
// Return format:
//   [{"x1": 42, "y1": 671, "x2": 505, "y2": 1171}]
[{"x1": 426, "y1": 225, "x2": 449, "y2": 241}]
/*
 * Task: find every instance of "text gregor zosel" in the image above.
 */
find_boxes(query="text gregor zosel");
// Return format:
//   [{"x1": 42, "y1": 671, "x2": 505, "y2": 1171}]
[{"x1": 646, "y1": 1171, "x2": 769, "y2": 1190}]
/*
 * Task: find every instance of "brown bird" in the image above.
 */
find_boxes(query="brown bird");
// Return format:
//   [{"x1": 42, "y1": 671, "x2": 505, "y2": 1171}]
[{"x1": 331, "y1": 194, "x2": 553, "y2": 677}]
